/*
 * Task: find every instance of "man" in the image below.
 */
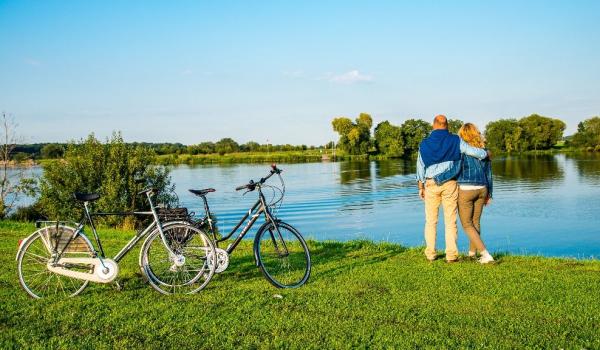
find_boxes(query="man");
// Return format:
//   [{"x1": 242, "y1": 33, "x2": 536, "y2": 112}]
[{"x1": 416, "y1": 115, "x2": 488, "y2": 262}]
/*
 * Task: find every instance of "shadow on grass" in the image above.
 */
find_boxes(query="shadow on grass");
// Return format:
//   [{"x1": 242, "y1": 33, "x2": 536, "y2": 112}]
[
  {"x1": 205, "y1": 240, "x2": 410, "y2": 285},
  {"x1": 307, "y1": 240, "x2": 408, "y2": 281}
]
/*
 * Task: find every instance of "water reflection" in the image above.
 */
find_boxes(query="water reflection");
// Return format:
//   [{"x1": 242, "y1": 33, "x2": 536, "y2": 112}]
[
  {"x1": 375, "y1": 159, "x2": 415, "y2": 178},
  {"x1": 492, "y1": 155, "x2": 563, "y2": 184},
  {"x1": 566, "y1": 153, "x2": 600, "y2": 181},
  {"x1": 339, "y1": 161, "x2": 371, "y2": 184}
]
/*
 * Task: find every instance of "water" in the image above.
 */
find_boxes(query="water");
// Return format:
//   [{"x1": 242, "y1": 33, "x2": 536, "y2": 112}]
[
  {"x1": 171, "y1": 154, "x2": 600, "y2": 259},
  {"x1": 10, "y1": 154, "x2": 600, "y2": 258}
]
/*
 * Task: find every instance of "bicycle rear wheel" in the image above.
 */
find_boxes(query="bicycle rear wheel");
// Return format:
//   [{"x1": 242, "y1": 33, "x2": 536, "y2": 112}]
[
  {"x1": 140, "y1": 223, "x2": 216, "y2": 294},
  {"x1": 17, "y1": 226, "x2": 93, "y2": 299},
  {"x1": 255, "y1": 221, "x2": 311, "y2": 288}
]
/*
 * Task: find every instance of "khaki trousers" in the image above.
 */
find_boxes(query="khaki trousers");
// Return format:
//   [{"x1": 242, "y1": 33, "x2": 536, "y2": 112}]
[
  {"x1": 424, "y1": 179, "x2": 459, "y2": 261},
  {"x1": 457, "y1": 188, "x2": 488, "y2": 253}
]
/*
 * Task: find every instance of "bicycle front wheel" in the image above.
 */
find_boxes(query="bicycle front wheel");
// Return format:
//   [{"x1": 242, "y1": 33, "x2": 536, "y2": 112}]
[
  {"x1": 255, "y1": 221, "x2": 311, "y2": 288},
  {"x1": 140, "y1": 223, "x2": 216, "y2": 294},
  {"x1": 17, "y1": 226, "x2": 93, "y2": 299}
]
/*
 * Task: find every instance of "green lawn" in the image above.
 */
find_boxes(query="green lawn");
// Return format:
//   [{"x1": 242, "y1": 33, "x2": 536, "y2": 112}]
[{"x1": 1, "y1": 221, "x2": 599, "y2": 349}]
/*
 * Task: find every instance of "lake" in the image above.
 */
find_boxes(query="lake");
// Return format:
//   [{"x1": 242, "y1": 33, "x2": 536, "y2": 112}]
[
  {"x1": 9, "y1": 154, "x2": 600, "y2": 258},
  {"x1": 171, "y1": 154, "x2": 600, "y2": 259}
]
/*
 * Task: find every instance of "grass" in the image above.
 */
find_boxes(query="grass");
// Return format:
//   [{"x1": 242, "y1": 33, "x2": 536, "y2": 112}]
[
  {"x1": 1, "y1": 220, "x2": 599, "y2": 349},
  {"x1": 154, "y1": 150, "x2": 373, "y2": 165}
]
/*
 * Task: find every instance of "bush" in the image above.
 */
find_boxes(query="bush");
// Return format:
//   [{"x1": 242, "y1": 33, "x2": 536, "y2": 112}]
[
  {"x1": 9, "y1": 202, "x2": 45, "y2": 222},
  {"x1": 38, "y1": 132, "x2": 176, "y2": 226}
]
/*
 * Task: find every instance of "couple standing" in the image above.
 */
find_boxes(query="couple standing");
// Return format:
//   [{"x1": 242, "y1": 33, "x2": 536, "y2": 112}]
[{"x1": 416, "y1": 115, "x2": 494, "y2": 264}]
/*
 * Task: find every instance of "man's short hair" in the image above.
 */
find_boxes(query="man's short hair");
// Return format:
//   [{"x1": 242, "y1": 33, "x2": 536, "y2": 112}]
[{"x1": 433, "y1": 115, "x2": 448, "y2": 129}]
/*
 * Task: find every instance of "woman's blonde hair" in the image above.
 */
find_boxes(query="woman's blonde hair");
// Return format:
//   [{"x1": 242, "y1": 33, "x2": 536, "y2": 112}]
[{"x1": 458, "y1": 123, "x2": 485, "y2": 148}]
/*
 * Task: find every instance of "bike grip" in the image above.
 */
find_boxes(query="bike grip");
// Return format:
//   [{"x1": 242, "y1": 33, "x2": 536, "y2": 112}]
[
  {"x1": 271, "y1": 163, "x2": 282, "y2": 173},
  {"x1": 235, "y1": 185, "x2": 247, "y2": 191}
]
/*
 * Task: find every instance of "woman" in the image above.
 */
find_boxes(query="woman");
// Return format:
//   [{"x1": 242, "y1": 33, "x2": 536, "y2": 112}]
[{"x1": 455, "y1": 123, "x2": 494, "y2": 264}]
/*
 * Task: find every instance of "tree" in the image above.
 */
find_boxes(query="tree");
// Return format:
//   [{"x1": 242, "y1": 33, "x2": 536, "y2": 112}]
[
  {"x1": 41, "y1": 143, "x2": 64, "y2": 159},
  {"x1": 400, "y1": 119, "x2": 432, "y2": 156},
  {"x1": 518, "y1": 114, "x2": 566, "y2": 150},
  {"x1": 374, "y1": 121, "x2": 404, "y2": 157},
  {"x1": 448, "y1": 119, "x2": 464, "y2": 134},
  {"x1": 0, "y1": 113, "x2": 36, "y2": 219},
  {"x1": 484, "y1": 119, "x2": 523, "y2": 152},
  {"x1": 38, "y1": 132, "x2": 176, "y2": 227},
  {"x1": 331, "y1": 113, "x2": 373, "y2": 155},
  {"x1": 214, "y1": 138, "x2": 239, "y2": 155},
  {"x1": 571, "y1": 116, "x2": 600, "y2": 150},
  {"x1": 242, "y1": 141, "x2": 261, "y2": 152}
]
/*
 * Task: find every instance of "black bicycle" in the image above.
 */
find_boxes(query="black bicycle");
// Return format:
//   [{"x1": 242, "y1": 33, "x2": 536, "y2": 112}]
[{"x1": 188, "y1": 164, "x2": 311, "y2": 288}]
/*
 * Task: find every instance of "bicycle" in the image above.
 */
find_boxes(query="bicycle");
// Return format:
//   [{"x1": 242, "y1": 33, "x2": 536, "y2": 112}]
[
  {"x1": 187, "y1": 164, "x2": 311, "y2": 288},
  {"x1": 16, "y1": 187, "x2": 217, "y2": 298}
]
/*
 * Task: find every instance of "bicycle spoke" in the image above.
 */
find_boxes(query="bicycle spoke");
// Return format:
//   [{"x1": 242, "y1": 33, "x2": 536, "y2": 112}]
[
  {"x1": 141, "y1": 224, "x2": 215, "y2": 294},
  {"x1": 257, "y1": 222, "x2": 310, "y2": 288},
  {"x1": 18, "y1": 228, "x2": 92, "y2": 298}
]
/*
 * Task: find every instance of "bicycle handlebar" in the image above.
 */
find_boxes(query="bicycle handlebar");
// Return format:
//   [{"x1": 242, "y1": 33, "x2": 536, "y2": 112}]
[{"x1": 235, "y1": 164, "x2": 283, "y2": 192}]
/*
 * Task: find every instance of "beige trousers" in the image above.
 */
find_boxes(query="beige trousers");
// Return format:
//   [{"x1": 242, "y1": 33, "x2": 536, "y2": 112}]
[{"x1": 424, "y1": 179, "x2": 459, "y2": 261}]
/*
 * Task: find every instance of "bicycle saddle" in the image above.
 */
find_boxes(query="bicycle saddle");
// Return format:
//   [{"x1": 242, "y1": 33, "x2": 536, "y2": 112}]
[
  {"x1": 188, "y1": 188, "x2": 216, "y2": 197},
  {"x1": 73, "y1": 192, "x2": 101, "y2": 202}
]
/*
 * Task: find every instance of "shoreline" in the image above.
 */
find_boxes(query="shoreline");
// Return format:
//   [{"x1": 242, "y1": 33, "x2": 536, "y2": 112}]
[{"x1": 2, "y1": 221, "x2": 597, "y2": 261}]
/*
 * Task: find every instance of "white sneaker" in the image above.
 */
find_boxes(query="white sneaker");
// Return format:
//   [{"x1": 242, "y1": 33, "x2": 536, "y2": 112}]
[{"x1": 478, "y1": 253, "x2": 494, "y2": 264}]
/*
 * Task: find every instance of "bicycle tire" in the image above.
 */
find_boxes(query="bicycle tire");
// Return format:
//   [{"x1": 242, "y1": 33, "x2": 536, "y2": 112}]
[
  {"x1": 254, "y1": 221, "x2": 311, "y2": 288},
  {"x1": 139, "y1": 223, "x2": 216, "y2": 294}
]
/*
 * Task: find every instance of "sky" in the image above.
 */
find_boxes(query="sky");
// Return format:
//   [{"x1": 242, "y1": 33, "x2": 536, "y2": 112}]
[{"x1": 1, "y1": 0, "x2": 599, "y2": 145}]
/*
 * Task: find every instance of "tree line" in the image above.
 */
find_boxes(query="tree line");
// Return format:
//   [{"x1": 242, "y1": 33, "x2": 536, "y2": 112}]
[
  {"x1": 332, "y1": 113, "x2": 600, "y2": 157},
  {"x1": 12, "y1": 139, "x2": 321, "y2": 161}
]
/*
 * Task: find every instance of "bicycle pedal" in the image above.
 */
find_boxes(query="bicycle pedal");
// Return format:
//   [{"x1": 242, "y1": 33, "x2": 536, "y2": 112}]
[{"x1": 112, "y1": 281, "x2": 123, "y2": 291}]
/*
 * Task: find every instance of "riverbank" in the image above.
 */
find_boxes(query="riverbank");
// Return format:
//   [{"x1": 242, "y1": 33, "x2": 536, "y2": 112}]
[
  {"x1": 1, "y1": 221, "x2": 598, "y2": 349},
  {"x1": 11, "y1": 147, "x2": 600, "y2": 167},
  {"x1": 153, "y1": 151, "x2": 374, "y2": 165}
]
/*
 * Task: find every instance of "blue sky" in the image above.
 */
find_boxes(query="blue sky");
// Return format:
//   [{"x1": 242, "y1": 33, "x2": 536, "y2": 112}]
[{"x1": 1, "y1": 0, "x2": 599, "y2": 145}]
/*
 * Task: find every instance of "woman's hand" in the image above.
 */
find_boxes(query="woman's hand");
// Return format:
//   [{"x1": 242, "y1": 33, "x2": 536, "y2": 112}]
[{"x1": 484, "y1": 194, "x2": 492, "y2": 206}]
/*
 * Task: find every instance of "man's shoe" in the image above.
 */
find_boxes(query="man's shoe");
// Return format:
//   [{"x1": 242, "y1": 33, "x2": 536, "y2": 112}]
[{"x1": 446, "y1": 258, "x2": 459, "y2": 264}]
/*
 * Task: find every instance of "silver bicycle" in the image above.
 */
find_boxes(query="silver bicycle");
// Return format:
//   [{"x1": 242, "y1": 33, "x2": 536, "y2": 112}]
[{"x1": 16, "y1": 187, "x2": 216, "y2": 298}]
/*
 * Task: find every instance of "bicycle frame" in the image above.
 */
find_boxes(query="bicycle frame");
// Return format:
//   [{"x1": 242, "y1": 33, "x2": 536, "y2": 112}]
[
  {"x1": 197, "y1": 187, "x2": 279, "y2": 255},
  {"x1": 48, "y1": 191, "x2": 177, "y2": 266}
]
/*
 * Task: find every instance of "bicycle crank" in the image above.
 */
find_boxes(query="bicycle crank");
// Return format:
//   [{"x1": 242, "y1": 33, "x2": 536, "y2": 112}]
[
  {"x1": 47, "y1": 258, "x2": 119, "y2": 283},
  {"x1": 207, "y1": 248, "x2": 229, "y2": 273}
]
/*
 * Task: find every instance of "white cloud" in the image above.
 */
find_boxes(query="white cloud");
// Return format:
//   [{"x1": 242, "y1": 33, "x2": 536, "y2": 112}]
[{"x1": 328, "y1": 70, "x2": 373, "y2": 84}]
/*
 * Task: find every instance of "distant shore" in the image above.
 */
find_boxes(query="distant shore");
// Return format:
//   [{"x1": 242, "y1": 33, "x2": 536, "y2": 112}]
[{"x1": 7, "y1": 147, "x2": 600, "y2": 168}]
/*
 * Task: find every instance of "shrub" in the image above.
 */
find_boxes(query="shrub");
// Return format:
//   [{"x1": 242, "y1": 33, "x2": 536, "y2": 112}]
[{"x1": 38, "y1": 132, "x2": 176, "y2": 226}]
